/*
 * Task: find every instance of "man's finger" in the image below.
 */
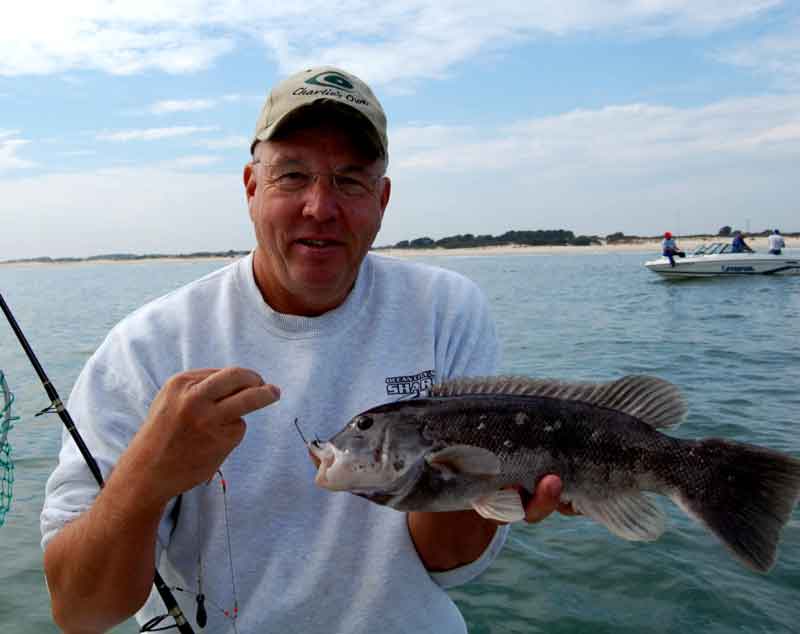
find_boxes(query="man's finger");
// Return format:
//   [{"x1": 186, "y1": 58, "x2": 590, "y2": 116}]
[
  {"x1": 172, "y1": 368, "x2": 221, "y2": 386},
  {"x1": 216, "y1": 383, "x2": 281, "y2": 421},
  {"x1": 524, "y1": 475, "x2": 562, "y2": 523},
  {"x1": 194, "y1": 367, "x2": 266, "y2": 402}
]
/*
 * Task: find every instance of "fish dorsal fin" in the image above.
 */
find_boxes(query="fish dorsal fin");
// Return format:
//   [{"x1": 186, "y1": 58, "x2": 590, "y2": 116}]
[
  {"x1": 431, "y1": 375, "x2": 686, "y2": 429},
  {"x1": 426, "y1": 445, "x2": 501, "y2": 476}
]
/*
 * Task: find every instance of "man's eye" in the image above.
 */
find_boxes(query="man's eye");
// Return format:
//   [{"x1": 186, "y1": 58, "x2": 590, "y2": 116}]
[
  {"x1": 277, "y1": 171, "x2": 309, "y2": 183},
  {"x1": 335, "y1": 176, "x2": 369, "y2": 195}
]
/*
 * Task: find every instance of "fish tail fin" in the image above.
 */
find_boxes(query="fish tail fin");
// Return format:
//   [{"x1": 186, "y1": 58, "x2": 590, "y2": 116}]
[{"x1": 672, "y1": 438, "x2": 800, "y2": 572}]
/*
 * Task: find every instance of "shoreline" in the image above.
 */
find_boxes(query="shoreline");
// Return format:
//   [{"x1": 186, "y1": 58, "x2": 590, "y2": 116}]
[
  {"x1": 3, "y1": 236, "x2": 799, "y2": 266},
  {"x1": 376, "y1": 235, "x2": 800, "y2": 258}
]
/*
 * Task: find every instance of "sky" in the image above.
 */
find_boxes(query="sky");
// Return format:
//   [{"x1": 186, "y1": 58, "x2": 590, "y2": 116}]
[{"x1": 1, "y1": 0, "x2": 799, "y2": 259}]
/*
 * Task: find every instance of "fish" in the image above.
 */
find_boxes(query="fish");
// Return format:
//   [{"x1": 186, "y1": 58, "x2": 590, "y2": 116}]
[{"x1": 308, "y1": 375, "x2": 800, "y2": 573}]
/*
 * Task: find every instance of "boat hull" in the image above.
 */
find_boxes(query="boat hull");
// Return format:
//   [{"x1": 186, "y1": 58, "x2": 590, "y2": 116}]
[{"x1": 645, "y1": 254, "x2": 800, "y2": 278}]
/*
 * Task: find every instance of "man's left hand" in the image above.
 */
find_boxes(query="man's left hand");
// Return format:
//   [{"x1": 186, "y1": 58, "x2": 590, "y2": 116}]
[{"x1": 518, "y1": 475, "x2": 579, "y2": 523}]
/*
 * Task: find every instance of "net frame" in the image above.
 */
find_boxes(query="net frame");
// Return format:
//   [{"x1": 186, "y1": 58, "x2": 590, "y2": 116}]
[{"x1": 1, "y1": 370, "x2": 19, "y2": 526}]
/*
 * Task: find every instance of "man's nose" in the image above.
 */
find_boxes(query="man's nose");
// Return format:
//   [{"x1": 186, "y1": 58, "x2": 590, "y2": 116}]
[{"x1": 302, "y1": 174, "x2": 339, "y2": 222}]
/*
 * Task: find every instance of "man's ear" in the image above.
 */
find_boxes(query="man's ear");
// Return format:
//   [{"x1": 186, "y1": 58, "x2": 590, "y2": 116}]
[
  {"x1": 379, "y1": 176, "x2": 391, "y2": 220},
  {"x1": 244, "y1": 163, "x2": 256, "y2": 201}
]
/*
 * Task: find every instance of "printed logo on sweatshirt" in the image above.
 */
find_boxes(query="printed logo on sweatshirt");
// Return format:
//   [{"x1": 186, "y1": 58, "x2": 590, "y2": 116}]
[{"x1": 385, "y1": 370, "x2": 435, "y2": 396}]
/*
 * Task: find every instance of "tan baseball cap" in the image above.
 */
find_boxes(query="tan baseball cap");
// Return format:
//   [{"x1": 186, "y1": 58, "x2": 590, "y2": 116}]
[{"x1": 251, "y1": 66, "x2": 388, "y2": 159}]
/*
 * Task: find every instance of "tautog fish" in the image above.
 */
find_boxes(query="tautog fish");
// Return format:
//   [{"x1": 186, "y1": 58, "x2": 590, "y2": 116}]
[{"x1": 309, "y1": 375, "x2": 800, "y2": 572}]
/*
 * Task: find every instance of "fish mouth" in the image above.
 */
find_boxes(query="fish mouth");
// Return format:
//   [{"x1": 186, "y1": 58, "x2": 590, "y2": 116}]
[
  {"x1": 308, "y1": 428, "x2": 410, "y2": 494},
  {"x1": 309, "y1": 441, "x2": 381, "y2": 492},
  {"x1": 308, "y1": 442, "x2": 344, "y2": 490}
]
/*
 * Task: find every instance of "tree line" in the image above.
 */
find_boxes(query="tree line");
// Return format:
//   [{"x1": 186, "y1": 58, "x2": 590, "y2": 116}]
[{"x1": 382, "y1": 230, "x2": 602, "y2": 250}]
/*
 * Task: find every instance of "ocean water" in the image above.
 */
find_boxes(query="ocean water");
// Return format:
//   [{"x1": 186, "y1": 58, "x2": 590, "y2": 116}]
[{"x1": 1, "y1": 251, "x2": 798, "y2": 633}]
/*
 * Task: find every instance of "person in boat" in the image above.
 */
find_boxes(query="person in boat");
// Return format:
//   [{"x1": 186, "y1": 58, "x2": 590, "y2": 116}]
[
  {"x1": 40, "y1": 66, "x2": 573, "y2": 634},
  {"x1": 768, "y1": 229, "x2": 785, "y2": 255},
  {"x1": 731, "y1": 230, "x2": 754, "y2": 254},
  {"x1": 661, "y1": 231, "x2": 685, "y2": 267}
]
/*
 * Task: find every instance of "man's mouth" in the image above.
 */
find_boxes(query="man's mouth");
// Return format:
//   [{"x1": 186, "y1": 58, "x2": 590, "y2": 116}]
[{"x1": 296, "y1": 238, "x2": 340, "y2": 248}]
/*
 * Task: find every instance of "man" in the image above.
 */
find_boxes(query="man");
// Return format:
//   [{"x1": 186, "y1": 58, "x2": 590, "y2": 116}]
[
  {"x1": 768, "y1": 229, "x2": 785, "y2": 255},
  {"x1": 40, "y1": 66, "x2": 569, "y2": 634},
  {"x1": 731, "y1": 230, "x2": 754, "y2": 253},
  {"x1": 661, "y1": 231, "x2": 684, "y2": 267}
]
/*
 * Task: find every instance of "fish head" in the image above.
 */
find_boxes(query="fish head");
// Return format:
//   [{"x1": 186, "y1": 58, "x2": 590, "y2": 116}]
[{"x1": 309, "y1": 408, "x2": 432, "y2": 497}]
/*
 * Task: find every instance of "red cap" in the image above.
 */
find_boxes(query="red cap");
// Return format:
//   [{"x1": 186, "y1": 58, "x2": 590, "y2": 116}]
[{"x1": 664, "y1": 231, "x2": 672, "y2": 238}]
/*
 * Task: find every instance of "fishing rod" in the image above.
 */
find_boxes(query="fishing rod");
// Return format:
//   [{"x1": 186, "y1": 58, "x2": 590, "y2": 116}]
[{"x1": 0, "y1": 292, "x2": 194, "y2": 634}]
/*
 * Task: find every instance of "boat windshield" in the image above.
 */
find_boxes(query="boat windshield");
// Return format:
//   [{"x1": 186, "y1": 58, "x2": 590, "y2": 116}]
[
  {"x1": 694, "y1": 243, "x2": 734, "y2": 255},
  {"x1": 693, "y1": 242, "x2": 721, "y2": 255}
]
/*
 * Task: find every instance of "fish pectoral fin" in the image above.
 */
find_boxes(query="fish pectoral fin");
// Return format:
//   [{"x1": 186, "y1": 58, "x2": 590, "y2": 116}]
[
  {"x1": 570, "y1": 491, "x2": 666, "y2": 541},
  {"x1": 472, "y1": 490, "x2": 526, "y2": 523},
  {"x1": 426, "y1": 445, "x2": 501, "y2": 476}
]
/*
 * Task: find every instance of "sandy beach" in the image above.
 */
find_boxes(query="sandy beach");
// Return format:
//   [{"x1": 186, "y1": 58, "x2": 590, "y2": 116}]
[
  {"x1": 376, "y1": 235, "x2": 800, "y2": 258},
  {"x1": 3, "y1": 235, "x2": 798, "y2": 266}
]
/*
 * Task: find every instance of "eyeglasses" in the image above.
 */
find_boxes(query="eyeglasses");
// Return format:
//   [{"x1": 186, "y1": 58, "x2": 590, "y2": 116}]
[{"x1": 252, "y1": 159, "x2": 381, "y2": 199}]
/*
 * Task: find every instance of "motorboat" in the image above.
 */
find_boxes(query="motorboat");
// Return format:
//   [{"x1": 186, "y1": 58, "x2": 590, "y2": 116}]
[{"x1": 644, "y1": 242, "x2": 800, "y2": 278}]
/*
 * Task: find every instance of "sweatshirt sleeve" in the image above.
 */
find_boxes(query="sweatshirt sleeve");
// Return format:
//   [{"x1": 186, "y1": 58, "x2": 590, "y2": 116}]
[
  {"x1": 40, "y1": 336, "x2": 177, "y2": 553},
  {"x1": 428, "y1": 524, "x2": 510, "y2": 589}
]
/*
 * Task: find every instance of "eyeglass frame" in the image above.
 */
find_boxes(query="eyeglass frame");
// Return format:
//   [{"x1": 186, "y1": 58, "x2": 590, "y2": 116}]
[{"x1": 251, "y1": 158, "x2": 385, "y2": 199}]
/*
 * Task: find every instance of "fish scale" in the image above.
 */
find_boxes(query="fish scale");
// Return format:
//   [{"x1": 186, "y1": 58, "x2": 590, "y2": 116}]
[{"x1": 421, "y1": 395, "x2": 679, "y2": 492}]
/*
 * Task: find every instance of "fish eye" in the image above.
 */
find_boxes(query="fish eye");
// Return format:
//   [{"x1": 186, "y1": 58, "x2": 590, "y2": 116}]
[{"x1": 355, "y1": 416, "x2": 373, "y2": 431}]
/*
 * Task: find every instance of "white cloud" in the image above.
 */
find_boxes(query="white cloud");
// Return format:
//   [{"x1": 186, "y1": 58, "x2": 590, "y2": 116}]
[
  {"x1": 1, "y1": 91, "x2": 798, "y2": 259},
  {"x1": 149, "y1": 99, "x2": 217, "y2": 114},
  {"x1": 715, "y1": 20, "x2": 800, "y2": 87},
  {"x1": 197, "y1": 135, "x2": 250, "y2": 150},
  {"x1": 380, "y1": 92, "x2": 800, "y2": 242},
  {"x1": 0, "y1": 132, "x2": 35, "y2": 171},
  {"x1": 144, "y1": 94, "x2": 255, "y2": 115},
  {"x1": 391, "y1": 94, "x2": 800, "y2": 173},
  {"x1": 0, "y1": 165, "x2": 253, "y2": 260},
  {"x1": 58, "y1": 149, "x2": 97, "y2": 157},
  {"x1": 0, "y1": 29, "x2": 233, "y2": 76},
  {"x1": 97, "y1": 126, "x2": 219, "y2": 141},
  {"x1": 0, "y1": 1, "x2": 784, "y2": 81},
  {"x1": 163, "y1": 155, "x2": 223, "y2": 169},
  {"x1": 259, "y1": 1, "x2": 784, "y2": 85}
]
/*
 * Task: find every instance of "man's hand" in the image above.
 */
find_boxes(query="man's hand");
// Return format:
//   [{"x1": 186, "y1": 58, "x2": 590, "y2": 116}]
[
  {"x1": 519, "y1": 475, "x2": 578, "y2": 523},
  {"x1": 44, "y1": 367, "x2": 280, "y2": 634},
  {"x1": 129, "y1": 367, "x2": 280, "y2": 507}
]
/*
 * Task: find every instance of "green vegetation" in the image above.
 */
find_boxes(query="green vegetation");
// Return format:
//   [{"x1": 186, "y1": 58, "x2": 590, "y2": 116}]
[{"x1": 379, "y1": 229, "x2": 602, "y2": 250}]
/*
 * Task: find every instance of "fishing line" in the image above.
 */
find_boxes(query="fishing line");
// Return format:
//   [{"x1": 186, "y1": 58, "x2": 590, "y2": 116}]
[
  {"x1": 150, "y1": 469, "x2": 241, "y2": 632},
  {"x1": 0, "y1": 292, "x2": 195, "y2": 634}
]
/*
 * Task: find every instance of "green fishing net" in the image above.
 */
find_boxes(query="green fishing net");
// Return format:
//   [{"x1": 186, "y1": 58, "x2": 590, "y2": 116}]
[{"x1": 1, "y1": 370, "x2": 19, "y2": 526}]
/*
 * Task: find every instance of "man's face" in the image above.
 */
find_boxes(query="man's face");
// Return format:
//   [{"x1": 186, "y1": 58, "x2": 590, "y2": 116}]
[{"x1": 244, "y1": 123, "x2": 390, "y2": 316}]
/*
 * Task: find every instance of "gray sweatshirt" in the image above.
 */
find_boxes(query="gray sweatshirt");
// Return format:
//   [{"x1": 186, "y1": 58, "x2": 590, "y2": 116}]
[{"x1": 41, "y1": 251, "x2": 507, "y2": 633}]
